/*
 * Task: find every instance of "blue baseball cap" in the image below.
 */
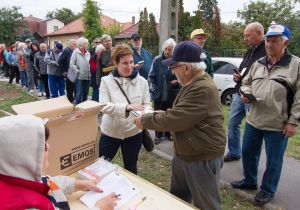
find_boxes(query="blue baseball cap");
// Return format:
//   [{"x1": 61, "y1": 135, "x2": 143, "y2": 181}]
[
  {"x1": 162, "y1": 41, "x2": 203, "y2": 66},
  {"x1": 265, "y1": 24, "x2": 291, "y2": 39}
]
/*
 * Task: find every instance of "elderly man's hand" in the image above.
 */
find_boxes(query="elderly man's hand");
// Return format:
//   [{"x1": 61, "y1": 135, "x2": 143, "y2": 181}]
[
  {"x1": 240, "y1": 95, "x2": 251, "y2": 104},
  {"x1": 283, "y1": 123, "x2": 297, "y2": 138},
  {"x1": 134, "y1": 116, "x2": 144, "y2": 129},
  {"x1": 233, "y1": 72, "x2": 241, "y2": 82}
]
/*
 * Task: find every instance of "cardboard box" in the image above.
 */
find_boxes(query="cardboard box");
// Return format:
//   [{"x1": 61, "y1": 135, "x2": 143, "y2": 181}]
[{"x1": 12, "y1": 96, "x2": 101, "y2": 176}]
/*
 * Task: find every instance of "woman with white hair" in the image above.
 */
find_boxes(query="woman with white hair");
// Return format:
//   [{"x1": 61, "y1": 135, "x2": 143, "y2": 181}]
[
  {"x1": 16, "y1": 42, "x2": 27, "y2": 88},
  {"x1": 148, "y1": 38, "x2": 180, "y2": 144},
  {"x1": 70, "y1": 37, "x2": 91, "y2": 104}
]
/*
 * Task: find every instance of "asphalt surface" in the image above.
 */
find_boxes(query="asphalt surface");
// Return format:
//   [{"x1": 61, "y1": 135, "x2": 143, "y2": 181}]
[{"x1": 151, "y1": 130, "x2": 300, "y2": 210}]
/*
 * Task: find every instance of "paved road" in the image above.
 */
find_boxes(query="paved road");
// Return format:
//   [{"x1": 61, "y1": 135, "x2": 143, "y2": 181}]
[{"x1": 152, "y1": 130, "x2": 300, "y2": 210}]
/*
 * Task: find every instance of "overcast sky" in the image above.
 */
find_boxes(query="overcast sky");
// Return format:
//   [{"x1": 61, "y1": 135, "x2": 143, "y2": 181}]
[{"x1": 0, "y1": 0, "x2": 274, "y2": 23}]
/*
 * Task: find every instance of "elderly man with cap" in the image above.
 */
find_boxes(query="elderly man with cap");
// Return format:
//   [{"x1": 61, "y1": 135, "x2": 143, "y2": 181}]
[
  {"x1": 130, "y1": 33, "x2": 153, "y2": 79},
  {"x1": 134, "y1": 41, "x2": 226, "y2": 210},
  {"x1": 231, "y1": 24, "x2": 300, "y2": 206},
  {"x1": 190, "y1": 28, "x2": 214, "y2": 78},
  {"x1": 44, "y1": 43, "x2": 64, "y2": 98}
]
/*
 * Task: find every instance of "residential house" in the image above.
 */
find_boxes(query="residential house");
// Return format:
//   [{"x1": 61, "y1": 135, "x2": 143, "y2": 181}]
[
  {"x1": 19, "y1": 15, "x2": 64, "y2": 43},
  {"x1": 46, "y1": 15, "x2": 135, "y2": 47}
]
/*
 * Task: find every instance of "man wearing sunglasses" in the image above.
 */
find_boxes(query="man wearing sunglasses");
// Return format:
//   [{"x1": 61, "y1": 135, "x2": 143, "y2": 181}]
[{"x1": 190, "y1": 28, "x2": 214, "y2": 78}]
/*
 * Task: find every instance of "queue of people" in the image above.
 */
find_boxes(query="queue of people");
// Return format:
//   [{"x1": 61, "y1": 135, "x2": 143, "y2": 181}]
[{"x1": 0, "y1": 21, "x2": 299, "y2": 210}]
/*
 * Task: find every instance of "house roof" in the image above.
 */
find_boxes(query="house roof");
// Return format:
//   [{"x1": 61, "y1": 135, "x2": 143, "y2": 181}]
[
  {"x1": 114, "y1": 23, "x2": 138, "y2": 39},
  {"x1": 47, "y1": 14, "x2": 129, "y2": 37},
  {"x1": 24, "y1": 15, "x2": 42, "y2": 22},
  {"x1": 115, "y1": 23, "x2": 160, "y2": 39}
]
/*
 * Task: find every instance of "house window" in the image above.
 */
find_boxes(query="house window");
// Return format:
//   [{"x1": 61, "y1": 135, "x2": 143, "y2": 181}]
[{"x1": 53, "y1": 26, "x2": 58, "y2": 32}]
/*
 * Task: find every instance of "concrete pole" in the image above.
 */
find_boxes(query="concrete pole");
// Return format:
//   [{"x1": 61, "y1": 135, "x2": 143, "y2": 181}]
[{"x1": 159, "y1": 0, "x2": 178, "y2": 54}]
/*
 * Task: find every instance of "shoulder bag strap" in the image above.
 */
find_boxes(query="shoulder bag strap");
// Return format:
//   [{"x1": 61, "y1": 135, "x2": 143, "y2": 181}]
[{"x1": 114, "y1": 79, "x2": 131, "y2": 104}]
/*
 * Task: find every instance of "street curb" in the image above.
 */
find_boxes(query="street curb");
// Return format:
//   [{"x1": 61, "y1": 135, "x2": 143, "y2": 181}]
[{"x1": 153, "y1": 149, "x2": 284, "y2": 210}]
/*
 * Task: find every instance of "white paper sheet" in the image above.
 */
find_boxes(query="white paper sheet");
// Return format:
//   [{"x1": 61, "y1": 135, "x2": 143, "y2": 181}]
[{"x1": 80, "y1": 171, "x2": 139, "y2": 209}]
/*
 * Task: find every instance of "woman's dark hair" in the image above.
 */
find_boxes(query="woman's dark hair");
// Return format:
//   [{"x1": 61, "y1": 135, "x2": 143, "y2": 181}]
[
  {"x1": 112, "y1": 44, "x2": 133, "y2": 64},
  {"x1": 45, "y1": 125, "x2": 50, "y2": 141},
  {"x1": 10, "y1": 44, "x2": 16, "y2": 51},
  {"x1": 30, "y1": 42, "x2": 40, "y2": 52}
]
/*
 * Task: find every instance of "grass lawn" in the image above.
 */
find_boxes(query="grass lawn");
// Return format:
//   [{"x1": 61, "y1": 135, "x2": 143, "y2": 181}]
[
  {"x1": 113, "y1": 149, "x2": 264, "y2": 210},
  {"x1": 0, "y1": 81, "x2": 297, "y2": 209}
]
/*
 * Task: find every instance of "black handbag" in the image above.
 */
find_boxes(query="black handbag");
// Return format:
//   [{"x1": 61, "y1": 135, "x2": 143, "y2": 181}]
[{"x1": 114, "y1": 79, "x2": 154, "y2": 152}]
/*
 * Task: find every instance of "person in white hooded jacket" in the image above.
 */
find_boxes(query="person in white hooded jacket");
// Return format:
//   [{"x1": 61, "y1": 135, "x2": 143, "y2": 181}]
[
  {"x1": 70, "y1": 37, "x2": 91, "y2": 104},
  {"x1": 99, "y1": 44, "x2": 151, "y2": 174},
  {"x1": 0, "y1": 115, "x2": 118, "y2": 210}
]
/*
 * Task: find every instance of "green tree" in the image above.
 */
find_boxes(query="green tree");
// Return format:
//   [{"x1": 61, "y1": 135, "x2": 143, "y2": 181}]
[
  {"x1": 191, "y1": 10, "x2": 203, "y2": 30},
  {"x1": 46, "y1": 8, "x2": 81, "y2": 24},
  {"x1": 0, "y1": 6, "x2": 24, "y2": 45},
  {"x1": 198, "y1": 0, "x2": 218, "y2": 23},
  {"x1": 138, "y1": 8, "x2": 159, "y2": 55},
  {"x1": 138, "y1": 8, "x2": 149, "y2": 40},
  {"x1": 218, "y1": 22, "x2": 246, "y2": 57},
  {"x1": 82, "y1": 0, "x2": 102, "y2": 45},
  {"x1": 178, "y1": 0, "x2": 192, "y2": 41},
  {"x1": 211, "y1": 6, "x2": 221, "y2": 56},
  {"x1": 237, "y1": 0, "x2": 294, "y2": 29},
  {"x1": 148, "y1": 13, "x2": 159, "y2": 55},
  {"x1": 16, "y1": 28, "x2": 35, "y2": 43},
  {"x1": 103, "y1": 23, "x2": 122, "y2": 42}
]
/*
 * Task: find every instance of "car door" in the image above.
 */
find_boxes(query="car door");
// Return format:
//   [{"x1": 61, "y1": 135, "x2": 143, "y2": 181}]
[{"x1": 212, "y1": 60, "x2": 236, "y2": 95}]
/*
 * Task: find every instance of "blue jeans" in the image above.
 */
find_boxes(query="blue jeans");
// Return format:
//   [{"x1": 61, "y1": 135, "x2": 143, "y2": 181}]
[
  {"x1": 38, "y1": 79, "x2": 45, "y2": 92},
  {"x1": 20, "y1": 71, "x2": 27, "y2": 87},
  {"x1": 91, "y1": 72, "x2": 99, "y2": 102},
  {"x1": 242, "y1": 123, "x2": 288, "y2": 195},
  {"x1": 99, "y1": 133, "x2": 143, "y2": 174},
  {"x1": 48, "y1": 75, "x2": 65, "y2": 98},
  {"x1": 75, "y1": 79, "x2": 90, "y2": 104},
  {"x1": 227, "y1": 93, "x2": 249, "y2": 157}
]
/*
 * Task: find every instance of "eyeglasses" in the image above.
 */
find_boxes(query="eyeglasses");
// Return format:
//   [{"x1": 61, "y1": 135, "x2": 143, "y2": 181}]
[
  {"x1": 94, "y1": 42, "x2": 100, "y2": 44},
  {"x1": 170, "y1": 64, "x2": 185, "y2": 70},
  {"x1": 194, "y1": 36, "x2": 206, "y2": 41}
]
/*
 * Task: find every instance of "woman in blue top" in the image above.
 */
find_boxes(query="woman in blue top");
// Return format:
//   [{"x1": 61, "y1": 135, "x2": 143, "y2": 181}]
[{"x1": 6, "y1": 44, "x2": 19, "y2": 84}]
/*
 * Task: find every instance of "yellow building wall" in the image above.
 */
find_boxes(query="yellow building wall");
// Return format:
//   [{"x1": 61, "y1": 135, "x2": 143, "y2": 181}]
[{"x1": 47, "y1": 34, "x2": 82, "y2": 48}]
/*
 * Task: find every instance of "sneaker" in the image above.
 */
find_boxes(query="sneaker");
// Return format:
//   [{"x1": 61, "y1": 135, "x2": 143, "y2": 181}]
[
  {"x1": 38, "y1": 92, "x2": 43, "y2": 97},
  {"x1": 154, "y1": 137, "x2": 161, "y2": 145},
  {"x1": 254, "y1": 191, "x2": 274, "y2": 206},
  {"x1": 29, "y1": 89, "x2": 34, "y2": 94}
]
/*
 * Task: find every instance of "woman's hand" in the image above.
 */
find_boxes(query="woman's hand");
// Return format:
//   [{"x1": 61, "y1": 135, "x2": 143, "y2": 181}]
[
  {"x1": 95, "y1": 192, "x2": 119, "y2": 210},
  {"x1": 134, "y1": 116, "x2": 143, "y2": 129},
  {"x1": 126, "y1": 104, "x2": 145, "y2": 111},
  {"x1": 75, "y1": 179, "x2": 102, "y2": 192}
]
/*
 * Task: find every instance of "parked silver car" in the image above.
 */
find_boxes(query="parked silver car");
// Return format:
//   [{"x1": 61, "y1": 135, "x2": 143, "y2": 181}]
[{"x1": 212, "y1": 57, "x2": 243, "y2": 105}]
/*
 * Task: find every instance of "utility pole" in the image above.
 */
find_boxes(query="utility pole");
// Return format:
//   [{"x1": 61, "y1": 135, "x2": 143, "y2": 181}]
[{"x1": 159, "y1": 0, "x2": 178, "y2": 53}]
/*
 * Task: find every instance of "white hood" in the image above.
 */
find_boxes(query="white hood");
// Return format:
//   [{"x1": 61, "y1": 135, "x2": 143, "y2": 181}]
[{"x1": 0, "y1": 115, "x2": 45, "y2": 182}]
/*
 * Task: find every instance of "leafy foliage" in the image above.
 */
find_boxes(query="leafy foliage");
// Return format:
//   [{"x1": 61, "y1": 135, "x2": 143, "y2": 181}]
[
  {"x1": 237, "y1": 0, "x2": 294, "y2": 29},
  {"x1": 198, "y1": 0, "x2": 218, "y2": 23},
  {"x1": 103, "y1": 23, "x2": 122, "y2": 42},
  {"x1": 82, "y1": 0, "x2": 102, "y2": 46},
  {"x1": 16, "y1": 28, "x2": 35, "y2": 43},
  {"x1": 46, "y1": 8, "x2": 81, "y2": 24},
  {"x1": 138, "y1": 8, "x2": 159, "y2": 55},
  {"x1": 0, "y1": 6, "x2": 24, "y2": 45},
  {"x1": 237, "y1": 0, "x2": 300, "y2": 57}
]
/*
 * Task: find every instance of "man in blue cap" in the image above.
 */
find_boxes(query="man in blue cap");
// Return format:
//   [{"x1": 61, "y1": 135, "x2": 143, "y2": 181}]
[
  {"x1": 134, "y1": 41, "x2": 226, "y2": 210},
  {"x1": 231, "y1": 23, "x2": 300, "y2": 206}
]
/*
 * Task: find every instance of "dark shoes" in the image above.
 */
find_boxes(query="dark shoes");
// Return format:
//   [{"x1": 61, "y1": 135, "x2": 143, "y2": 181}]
[
  {"x1": 224, "y1": 154, "x2": 241, "y2": 162},
  {"x1": 231, "y1": 180, "x2": 258, "y2": 190},
  {"x1": 154, "y1": 137, "x2": 161, "y2": 145},
  {"x1": 254, "y1": 191, "x2": 273, "y2": 206}
]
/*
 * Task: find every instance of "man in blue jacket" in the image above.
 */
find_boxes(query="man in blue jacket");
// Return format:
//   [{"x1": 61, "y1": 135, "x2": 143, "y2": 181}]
[{"x1": 130, "y1": 33, "x2": 153, "y2": 79}]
